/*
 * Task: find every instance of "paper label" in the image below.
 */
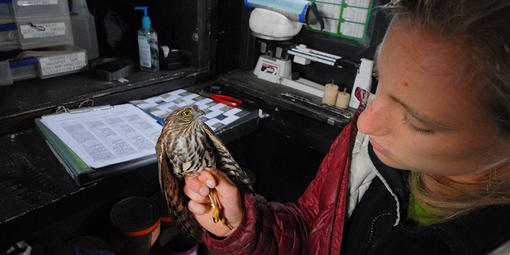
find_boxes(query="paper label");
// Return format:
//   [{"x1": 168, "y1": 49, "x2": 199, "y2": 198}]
[
  {"x1": 20, "y1": 22, "x2": 66, "y2": 39},
  {"x1": 261, "y1": 61, "x2": 279, "y2": 75},
  {"x1": 138, "y1": 35, "x2": 151, "y2": 68},
  {"x1": 39, "y1": 52, "x2": 86, "y2": 76},
  {"x1": 17, "y1": 0, "x2": 58, "y2": 6}
]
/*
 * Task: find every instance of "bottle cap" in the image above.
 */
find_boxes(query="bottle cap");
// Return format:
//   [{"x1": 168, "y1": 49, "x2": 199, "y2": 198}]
[{"x1": 135, "y1": 6, "x2": 151, "y2": 29}]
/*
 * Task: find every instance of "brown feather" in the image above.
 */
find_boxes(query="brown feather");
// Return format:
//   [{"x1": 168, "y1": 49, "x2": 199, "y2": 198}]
[
  {"x1": 157, "y1": 132, "x2": 203, "y2": 241},
  {"x1": 156, "y1": 105, "x2": 253, "y2": 241},
  {"x1": 203, "y1": 124, "x2": 254, "y2": 192}
]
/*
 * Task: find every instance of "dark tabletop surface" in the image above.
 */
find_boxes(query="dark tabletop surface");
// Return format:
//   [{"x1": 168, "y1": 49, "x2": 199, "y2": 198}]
[{"x1": 0, "y1": 68, "x2": 352, "y2": 247}]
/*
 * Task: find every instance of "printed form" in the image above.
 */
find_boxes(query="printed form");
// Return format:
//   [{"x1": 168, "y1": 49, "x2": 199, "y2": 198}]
[
  {"x1": 309, "y1": 0, "x2": 372, "y2": 40},
  {"x1": 130, "y1": 89, "x2": 249, "y2": 131},
  {"x1": 41, "y1": 104, "x2": 162, "y2": 168}
]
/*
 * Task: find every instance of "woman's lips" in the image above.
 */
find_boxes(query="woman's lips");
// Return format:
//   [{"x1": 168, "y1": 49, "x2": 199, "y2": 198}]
[{"x1": 369, "y1": 137, "x2": 390, "y2": 154}]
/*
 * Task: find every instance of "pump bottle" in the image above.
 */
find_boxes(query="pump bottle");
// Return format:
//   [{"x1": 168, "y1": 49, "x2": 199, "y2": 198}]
[{"x1": 134, "y1": 6, "x2": 159, "y2": 71}]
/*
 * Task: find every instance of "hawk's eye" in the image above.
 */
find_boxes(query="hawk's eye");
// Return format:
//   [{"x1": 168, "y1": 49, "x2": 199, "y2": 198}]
[{"x1": 181, "y1": 109, "x2": 193, "y2": 118}]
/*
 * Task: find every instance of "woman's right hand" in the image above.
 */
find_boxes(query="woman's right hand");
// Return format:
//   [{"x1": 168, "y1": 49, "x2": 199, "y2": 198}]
[{"x1": 183, "y1": 168, "x2": 244, "y2": 237}]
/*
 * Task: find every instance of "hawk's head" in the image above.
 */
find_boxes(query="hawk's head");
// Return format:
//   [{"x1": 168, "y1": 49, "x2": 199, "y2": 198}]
[{"x1": 165, "y1": 105, "x2": 203, "y2": 135}]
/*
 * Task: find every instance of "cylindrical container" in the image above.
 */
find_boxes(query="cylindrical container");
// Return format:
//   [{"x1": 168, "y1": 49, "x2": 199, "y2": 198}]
[
  {"x1": 335, "y1": 88, "x2": 350, "y2": 109},
  {"x1": 322, "y1": 83, "x2": 338, "y2": 105},
  {"x1": 110, "y1": 196, "x2": 161, "y2": 255}
]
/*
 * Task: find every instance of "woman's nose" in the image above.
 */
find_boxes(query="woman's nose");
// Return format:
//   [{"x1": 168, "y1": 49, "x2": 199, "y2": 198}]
[{"x1": 357, "y1": 97, "x2": 393, "y2": 137}]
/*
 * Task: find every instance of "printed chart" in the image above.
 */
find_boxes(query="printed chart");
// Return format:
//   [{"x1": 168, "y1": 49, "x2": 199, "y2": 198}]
[
  {"x1": 130, "y1": 89, "x2": 253, "y2": 132},
  {"x1": 308, "y1": 0, "x2": 373, "y2": 41}
]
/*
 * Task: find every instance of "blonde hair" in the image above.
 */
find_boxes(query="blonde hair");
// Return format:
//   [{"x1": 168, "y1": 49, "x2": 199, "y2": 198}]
[{"x1": 384, "y1": 0, "x2": 510, "y2": 222}]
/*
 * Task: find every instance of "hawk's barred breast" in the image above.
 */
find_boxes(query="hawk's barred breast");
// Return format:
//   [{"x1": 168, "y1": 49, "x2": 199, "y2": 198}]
[{"x1": 156, "y1": 105, "x2": 253, "y2": 241}]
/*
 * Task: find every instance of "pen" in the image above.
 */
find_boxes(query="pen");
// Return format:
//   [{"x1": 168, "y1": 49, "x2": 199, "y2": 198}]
[{"x1": 155, "y1": 117, "x2": 164, "y2": 125}]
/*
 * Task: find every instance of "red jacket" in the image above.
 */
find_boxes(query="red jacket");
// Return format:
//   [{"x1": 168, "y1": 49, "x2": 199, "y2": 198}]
[{"x1": 203, "y1": 121, "x2": 357, "y2": 254}]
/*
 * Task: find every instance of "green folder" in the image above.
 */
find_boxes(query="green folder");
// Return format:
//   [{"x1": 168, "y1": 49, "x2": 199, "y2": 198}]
[{"x1": 35, "y1": 118, "x2": 97, "y2": 186}]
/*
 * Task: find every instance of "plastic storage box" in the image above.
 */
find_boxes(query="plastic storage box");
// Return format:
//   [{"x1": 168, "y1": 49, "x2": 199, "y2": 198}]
[
  {"x1": 0, "y1": 57, "x2": 37, "y2": 85},
  {"x1": 0, "y1": 0, "x2": 70, "y2": 22},
  {"x1": 0, "y1": 46, "x2": 87, "y2": 85},
  {"x1": 0, "y1": 17, "x2": 74, "y2": 51},
  {"x1": 0, "y1": 23, "x2": 18, "y2": 50}
]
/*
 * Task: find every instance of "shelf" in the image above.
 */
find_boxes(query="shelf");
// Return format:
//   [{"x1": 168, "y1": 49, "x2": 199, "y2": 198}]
[{"x1": 218, "y1": 70, "x2": 354, "y2": 129}]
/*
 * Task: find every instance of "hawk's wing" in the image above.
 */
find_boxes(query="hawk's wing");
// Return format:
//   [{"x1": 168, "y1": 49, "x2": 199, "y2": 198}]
[
  {"x1": 156, "y1": 137, "x2": 203, "y2": 241},
  {"x1": 203, "y1": 125, "x2": 254, "y2": 192}
]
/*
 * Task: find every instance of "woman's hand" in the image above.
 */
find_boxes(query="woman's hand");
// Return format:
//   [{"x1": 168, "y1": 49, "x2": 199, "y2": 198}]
[{"x1": 184, "y1": 168, "x2": 244, "y2": 237}]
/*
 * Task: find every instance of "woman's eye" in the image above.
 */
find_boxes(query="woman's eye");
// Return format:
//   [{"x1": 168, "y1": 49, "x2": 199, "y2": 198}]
[{"x1": 402, "y1": 114, "x2": 434, "y2": 135}]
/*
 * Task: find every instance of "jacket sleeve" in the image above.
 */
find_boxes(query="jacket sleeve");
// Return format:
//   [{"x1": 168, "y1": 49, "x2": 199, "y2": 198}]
[{"x1": 203, "y1": 122, "x2": 353, "y2": 255}]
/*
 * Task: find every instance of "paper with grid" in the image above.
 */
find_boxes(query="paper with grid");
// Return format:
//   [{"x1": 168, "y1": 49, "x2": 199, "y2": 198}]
[
  {"x1": 308, "y1": 0, "x2": 372, "y2": 41},
  {"x1": 129, "y1": 89, "x2": 252, "y2": 131}
]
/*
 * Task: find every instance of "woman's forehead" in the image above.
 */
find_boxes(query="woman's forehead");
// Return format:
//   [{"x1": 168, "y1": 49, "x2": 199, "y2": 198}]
[
  {"x1": 378, "y1": 23, "x2": 491, "y2": 129},
  {"x1": 383, "y1": 23, "x2": 468, "y2": 79}
]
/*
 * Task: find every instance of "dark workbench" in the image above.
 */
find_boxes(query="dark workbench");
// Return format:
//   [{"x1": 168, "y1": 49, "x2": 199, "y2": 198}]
[
  {"x1": 0, "y1": 68, "x2": 353, "y2": 250},
  {"x1": 216, "y1": 69, "x2": 354, "y2": 153}
]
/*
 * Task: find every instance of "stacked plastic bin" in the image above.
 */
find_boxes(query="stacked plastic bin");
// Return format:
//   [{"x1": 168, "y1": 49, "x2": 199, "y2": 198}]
[{"x1": 0, "y1": 0, "x2": 87, "y2": 85}]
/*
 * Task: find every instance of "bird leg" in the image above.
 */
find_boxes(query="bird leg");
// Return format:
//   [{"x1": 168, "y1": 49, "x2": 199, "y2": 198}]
[{"x1": 208, "y1": 189, "x2": 233, "y2": 230}]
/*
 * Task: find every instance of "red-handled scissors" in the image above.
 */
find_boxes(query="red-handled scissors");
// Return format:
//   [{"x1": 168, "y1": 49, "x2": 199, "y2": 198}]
[{"x1": 210, "y1": 94, "x2": 243, "y2": 107}]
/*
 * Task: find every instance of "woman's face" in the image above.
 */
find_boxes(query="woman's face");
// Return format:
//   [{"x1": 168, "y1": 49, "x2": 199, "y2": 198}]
[{"x1": 357, "y1": 21, "x2": 510, "y2": 180}]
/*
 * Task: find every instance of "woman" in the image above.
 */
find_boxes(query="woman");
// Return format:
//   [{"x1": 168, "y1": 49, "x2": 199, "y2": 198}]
[{"x1": 183, "y1": 0, "x2": 510, "y2": 254}]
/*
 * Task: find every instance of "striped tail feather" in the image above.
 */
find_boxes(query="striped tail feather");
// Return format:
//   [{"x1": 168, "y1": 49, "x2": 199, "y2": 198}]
[{"x1": 158, "y1": 145, "x2": 203, "y2": 241}]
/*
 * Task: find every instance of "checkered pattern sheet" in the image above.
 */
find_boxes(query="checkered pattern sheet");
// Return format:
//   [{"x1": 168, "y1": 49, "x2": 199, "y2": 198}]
[{"x1": 129, "y1": 89, "x2": 253, "y2": 131}]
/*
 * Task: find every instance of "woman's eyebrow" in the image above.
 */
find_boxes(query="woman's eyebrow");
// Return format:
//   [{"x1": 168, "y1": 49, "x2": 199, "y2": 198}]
[{"x1": 389, "y1": 95, "x2": 454, "y2": 131}]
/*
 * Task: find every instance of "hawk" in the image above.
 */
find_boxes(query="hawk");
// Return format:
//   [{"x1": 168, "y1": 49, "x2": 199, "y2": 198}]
[{"x1": 156, "y1": 105, "x2": 253, "y2": 241}]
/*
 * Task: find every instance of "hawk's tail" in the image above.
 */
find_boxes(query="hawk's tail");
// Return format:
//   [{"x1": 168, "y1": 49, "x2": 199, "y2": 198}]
[{"x1": 158, "y1": 148, "x2": 203, "y2": 242}]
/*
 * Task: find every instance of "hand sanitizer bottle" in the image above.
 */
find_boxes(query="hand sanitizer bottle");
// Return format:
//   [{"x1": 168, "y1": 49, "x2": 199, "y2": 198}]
[{"x1": 134, "y1": 6, "x2": 159, "y2": 71}]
